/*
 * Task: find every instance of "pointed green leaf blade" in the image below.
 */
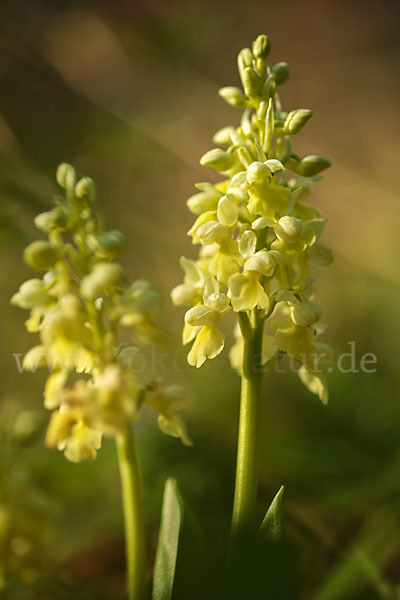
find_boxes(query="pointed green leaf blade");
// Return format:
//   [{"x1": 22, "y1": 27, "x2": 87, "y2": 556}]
[
  {"x1": 259, "y1": 485, "x2": 284, "y2": 542},
  {"x1": 152, "y1": 478, "x2": 183, "y2": 600}
]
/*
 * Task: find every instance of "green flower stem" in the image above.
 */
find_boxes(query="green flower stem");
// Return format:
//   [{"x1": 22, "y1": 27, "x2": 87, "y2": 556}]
[
  {"x1": 116, "y1": 427, "x2": 147, "y2": 600},
  {"x1": 231, "y1": 312, "x2": 264, "y2": 537}
]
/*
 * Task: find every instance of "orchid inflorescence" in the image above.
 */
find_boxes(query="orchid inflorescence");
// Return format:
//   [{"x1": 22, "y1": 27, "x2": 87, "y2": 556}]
[
  {"x1": 12, "y1": 163, "x2": 191, "y2": 463},
  {"x1": 171, "y1": 34, "x2": 333, "y2": 402}
]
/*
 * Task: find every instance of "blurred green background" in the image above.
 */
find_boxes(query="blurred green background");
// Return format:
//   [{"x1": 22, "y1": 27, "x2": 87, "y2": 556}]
[{"x1": 1, "y1": 0, "x2": 400, "y2": 598}]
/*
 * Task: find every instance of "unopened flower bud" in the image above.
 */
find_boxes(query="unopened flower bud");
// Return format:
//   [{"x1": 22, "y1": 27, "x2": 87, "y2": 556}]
[
  {"x1": 200, "y1": 149, "x2": 234, "y2": 172},
  {"x1": 271, "y1": 62, "x2": 289, "y2": 86},
  {"x1": 275, "y1": 216, "x2": 303, "y2": 243},
  {"x1": 290, "y1": 301, "x2": 322, "y2": 326},
  {"x1": 34, "y1": 207, "x2": 70, "y2": 232},
  {"x1": 256, "y1": 101, "x2": 268, "y2": 122},
  {"x1": 97, "y1": 231, "x2": 127, "y2": 256},
  {"x1": 213, "y1": 126, "x2": 236, "y2": 146},
  {"x1": 252, "y1": 34, "x2": 270, "y2": 59},
  {"x1": 187, "y1": 190, "x2": 220, "y2": 215},
  {"x1": 298, "y1": 154, "x2": 331, "y2": 176},
  {"x1": 75, "y1": 177, "x2": 95, "y2": 202},
  {"x1": 237, "y1": 48, "x2": 253, "y2": 75},
  {"x1": 24, "y1": 241, "x2": 60, "y2": 270},
  {"x1": 81, "y1": 263, "x2": 123, "y2": 298},
  {"x1": 284, "y1": 109, "x2": 313, "y2": 135},
  {"x1": 243, "y1": 67, "x2": 262, "y2": 98},
  {"x1": 56, "y1": 163, "x2": 76, "y2": 190},
  {"x1": 130, "y1": 280, "x2": 161, "y2": 316},
  {"x1": 218, "y1": 87, "x2": 248, "y2": 108}
]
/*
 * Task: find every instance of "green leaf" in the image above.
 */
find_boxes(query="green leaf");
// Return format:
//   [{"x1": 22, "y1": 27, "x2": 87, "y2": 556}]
[
  {"x1": 152, "y1": 478, "x2": 183, "y2": 600},
  {"x1": 259, "y1": 485, "x2": 284, "y2": 542}
]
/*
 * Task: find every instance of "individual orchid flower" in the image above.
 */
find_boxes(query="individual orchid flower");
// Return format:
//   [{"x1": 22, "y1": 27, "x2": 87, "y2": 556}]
[
  {"x1": 170, "y1": 257, "x2": 206, "y2": 307},
  {"x1": 184, "y1": 278, "x2": 231, "y2": 367}
]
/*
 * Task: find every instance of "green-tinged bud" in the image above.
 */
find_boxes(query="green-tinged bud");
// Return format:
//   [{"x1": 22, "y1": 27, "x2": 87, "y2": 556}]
[
  {"x1": 256, "y1": 101, "x2": 268, "y2": 123},
  {"x1": 24, "y1": 241, "x2": 60, "y2": 270},
  {"x1": 246, "y1": 161, "x2": 270, "y2": 185},
  {"x1": 97, "y1": 231, "x2": 127, "y2": 256},
  {"x1": 187, "y1": 192, "x2": 220, "y2": 215},
  {"x1": 252, "y1": 34, "x2": 270, "y2": 59},
  {"x1": 200, "y1": 148, "x2": 234, "y2": 172},
  {"x1": 290, "y1": 300, "x2": 322, "y2": 326},
  {"x1": 11, "y1": 279, "x2": 51, "y2": 309},
  {"x1": 56, "y1": 163, "x2": 76, "y2": 190},
  {"x1": 243, "y1": 67, "x2": 262, "y2": 98},
  {"x1": 213, "y1": 126, "x2": 236, "y2": 146},
  {"x1": 271, "y1": 62, "x2": 289, "y2": 86},
  {"x1": 229, "y1": 129, "x2": 246, "y2": 146},
  {"x1": 286, "y1": 153, "x2": 331, "y2": 177},
  {"x1": 275, "y1": 216, "x2": 303, "y2": 243},
  {"x1": 299, "y1": 154, "x2": 331, "y2": 176},
  {"x1": 284, "y1": 109, "x2": 313, "y2": 135},
  {"x1": 218, "y1": 87, "x2": 248, "y2": 108},
  {"x1": 75, "y1": 177, "x2": 95, "y2": 202},
  {"x1": 81, "y1": 263, "x2": 123, "y2": 298},
  {"x1": 241, "y1": 108, "x2": 252, "y2": 136},
  {"x1": 130, "y1": 280, "x2": 161, "y2": 316},
  {"x1": 34, "y1": 207, "x2": 70, "y2": 232},
  {"x1": 238, "y1": 48, "x2": 253, "y2": 75},
  {"x1": 237, "y1": 146, "x2": 254, "y2": 169},
  {"x1": 261, "y1": 74, "x2": 276, "y2": 101},
  {"x1": 238, "y1": 48, "x2": 254, "y2": 90}
]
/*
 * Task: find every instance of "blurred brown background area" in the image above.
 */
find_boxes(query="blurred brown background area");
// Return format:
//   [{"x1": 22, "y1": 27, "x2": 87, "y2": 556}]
[{"x1": 1, "y1": 1, "x2": 400, "y2": 598}]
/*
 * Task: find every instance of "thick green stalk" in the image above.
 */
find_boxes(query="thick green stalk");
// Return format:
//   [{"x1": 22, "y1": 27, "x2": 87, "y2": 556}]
[
  {"x1": 231, "y1": 313, "x2": 264, "y2": 537},
  {"x1": 116, "y1": 427, "x2": 147, "y2": 600}
]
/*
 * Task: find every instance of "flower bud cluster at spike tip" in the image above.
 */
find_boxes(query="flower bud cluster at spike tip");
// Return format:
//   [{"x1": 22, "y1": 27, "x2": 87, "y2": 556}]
[
  {"x1": 171, "y1": 34, "x2": 333, "y2": 404},
  {"x1": 12, "y1": 164, "x2": 191, "y2": 463}
]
